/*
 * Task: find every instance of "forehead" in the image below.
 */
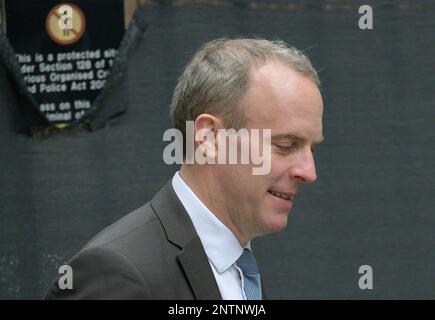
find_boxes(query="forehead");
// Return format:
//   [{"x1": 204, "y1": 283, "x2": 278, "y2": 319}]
[{"x1": 241, "y1": 61, "x2": 323, "y2": 142}]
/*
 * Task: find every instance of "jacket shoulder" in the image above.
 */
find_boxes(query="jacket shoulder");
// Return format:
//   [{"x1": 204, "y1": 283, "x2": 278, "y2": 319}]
[
  {"x1": 46, "y1": 245, "x2": 150, "y2": 299},
  {"x1": 82, "y1": 202, "x2": 158, "y2": 250}
]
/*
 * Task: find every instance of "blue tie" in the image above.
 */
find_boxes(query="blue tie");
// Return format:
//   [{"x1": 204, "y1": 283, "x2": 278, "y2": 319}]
[{"x1": 236, "y1": 248, "x2": 262, "y2": 300}]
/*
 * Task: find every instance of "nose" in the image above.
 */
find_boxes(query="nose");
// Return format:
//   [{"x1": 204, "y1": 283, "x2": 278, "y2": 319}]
[{"x1": 289, "y1": 146, "x2": 317, "y2": 183}]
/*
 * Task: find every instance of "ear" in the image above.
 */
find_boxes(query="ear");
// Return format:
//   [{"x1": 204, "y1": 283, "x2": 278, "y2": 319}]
[
  {"x1": 194, "y1": 114, "x2": 224, "y2": 141},
  {"x1": 194, "y1": 114, "x2": 223, "y2": 160}
]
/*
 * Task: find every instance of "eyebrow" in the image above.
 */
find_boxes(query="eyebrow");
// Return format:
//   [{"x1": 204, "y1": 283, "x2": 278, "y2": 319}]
[{"x1": 271, "y1": 133, "x2": 324, "y2": 146}]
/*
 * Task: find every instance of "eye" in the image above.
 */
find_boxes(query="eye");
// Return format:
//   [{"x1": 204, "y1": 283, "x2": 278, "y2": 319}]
[{"x1": 274, "y1": 143, "x2": 295, "y2": 152}]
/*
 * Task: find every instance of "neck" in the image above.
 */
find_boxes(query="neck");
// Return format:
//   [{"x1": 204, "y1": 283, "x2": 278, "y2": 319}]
[{"x1": 179, "y1": 165, "x2": 251, "y2": 246}]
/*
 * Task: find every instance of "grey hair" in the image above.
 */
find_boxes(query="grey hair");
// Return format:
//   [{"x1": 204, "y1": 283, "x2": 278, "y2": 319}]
[{"x1": 170, "y1": 38, "x2": 320, "y2": 140}]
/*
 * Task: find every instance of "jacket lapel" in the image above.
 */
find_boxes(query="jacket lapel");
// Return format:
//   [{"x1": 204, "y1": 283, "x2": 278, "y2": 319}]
[
  {"x1": 177, "y1": 237, "x2": 222, "y2": 300},
  {"x1": 151, "y1": 181, "x2": 222, "y2": 300}
]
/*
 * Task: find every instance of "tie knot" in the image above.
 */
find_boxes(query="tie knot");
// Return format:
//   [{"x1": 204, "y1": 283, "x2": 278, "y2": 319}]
[{"x1": 236, "y1": 248, "x2": 259, "y2": 275}]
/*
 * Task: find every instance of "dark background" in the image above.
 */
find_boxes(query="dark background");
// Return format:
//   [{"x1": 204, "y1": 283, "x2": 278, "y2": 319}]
[{"x1": 0, "y1": 0, "x2": 434, "y2": 299}]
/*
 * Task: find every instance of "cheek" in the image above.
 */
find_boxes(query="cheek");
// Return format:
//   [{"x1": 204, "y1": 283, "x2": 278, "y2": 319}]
[
  {"x1": 217, "y1": 165, "x2": 254, "y2": 193},
  {"x1": 268, "y1": 155, "x2": 291, "y2": 178},
  {"x1": 230, "y1": 167, "x2": 269, "y2": 200},
  {"x1": 237, "y1": 157, "x2": 289, "y2": 195}
]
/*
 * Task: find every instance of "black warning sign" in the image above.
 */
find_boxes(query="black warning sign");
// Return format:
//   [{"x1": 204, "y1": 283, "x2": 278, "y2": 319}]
[{"x1": 2, "y1": 0, "x2": 125, "y2": 127}]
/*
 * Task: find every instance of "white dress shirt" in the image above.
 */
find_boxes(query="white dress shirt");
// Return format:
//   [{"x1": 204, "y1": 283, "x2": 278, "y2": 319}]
[{"x1": 172, "y1": 171, "x2": 250, "y2": 300}]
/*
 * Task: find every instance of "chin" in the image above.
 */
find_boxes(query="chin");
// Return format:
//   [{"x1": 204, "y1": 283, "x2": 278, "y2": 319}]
[{"x1": 263, "y1": 215, "x2": 289, "y2": 234}]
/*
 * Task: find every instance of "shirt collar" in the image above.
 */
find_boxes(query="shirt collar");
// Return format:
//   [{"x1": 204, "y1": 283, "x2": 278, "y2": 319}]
[{"x1": 172, "y1": 171, "x2": 250, "y2": 273}]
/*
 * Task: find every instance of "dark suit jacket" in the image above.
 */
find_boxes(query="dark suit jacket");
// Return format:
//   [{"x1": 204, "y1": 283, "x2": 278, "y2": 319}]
[{"x1": 46, "y1": 181, "x2": 267, "y2": 300}]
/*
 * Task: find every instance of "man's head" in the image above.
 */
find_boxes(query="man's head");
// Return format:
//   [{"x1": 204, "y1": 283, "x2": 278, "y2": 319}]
[
  {"x1": 171, "y1": 38, "x2": 320, "y2": 141},
  {"x1": 171, "y1": 38, "x2": 323, "y2": 245}
]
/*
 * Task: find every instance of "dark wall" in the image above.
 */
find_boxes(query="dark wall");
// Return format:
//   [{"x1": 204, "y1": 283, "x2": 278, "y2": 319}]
[{"x1": 0, "y1": 1, "x2": 434, "y2": 299}]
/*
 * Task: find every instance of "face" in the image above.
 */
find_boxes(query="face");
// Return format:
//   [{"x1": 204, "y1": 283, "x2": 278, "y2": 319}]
[{"x1": 209, "y1": 61, "x2": 324, "y2": 243}]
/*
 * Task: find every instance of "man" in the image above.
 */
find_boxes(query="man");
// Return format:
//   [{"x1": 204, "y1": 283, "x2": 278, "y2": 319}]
[{"x1": 46, "y1": 38, "x2": 323, "y2": 300}]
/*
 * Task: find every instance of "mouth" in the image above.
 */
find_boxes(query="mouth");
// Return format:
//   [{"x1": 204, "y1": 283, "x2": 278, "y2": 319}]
[{"x1": 267, "y1": 189, "x2": 296, "y2": 208}]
